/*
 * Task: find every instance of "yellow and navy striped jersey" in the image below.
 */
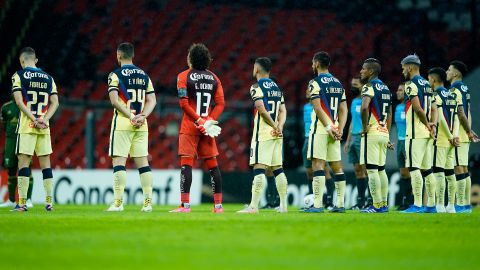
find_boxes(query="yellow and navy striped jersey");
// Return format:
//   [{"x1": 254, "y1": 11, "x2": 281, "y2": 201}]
[
  {"x1": 404, "y1": 75, "x2": 434, "y2": 139},
  {"x1": 308, "y1": 73, "x2": 346, "y2": 135},
  {"x1": 11, "y1": 67, "x2": 57, "y2": 134},
  {"x1": 449, "y1": 81, "x2": 469, "y2": 143},
  {"x1": 361, "y1": 78, "x2": 391, "y2": 137},
  {"x1": 108, "y1": 64, "x2": 154, "y2": 131},
  {"x1": 250, "y1": 78, "x2": 285, "y2": 142},
  {"x1": 434, "y1": 86, "x2": 458, "y2": 147}
]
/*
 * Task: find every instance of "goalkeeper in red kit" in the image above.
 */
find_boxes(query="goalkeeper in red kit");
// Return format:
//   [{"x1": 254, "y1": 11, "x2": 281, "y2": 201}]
[{"x1": 170, "y1": 43, "x2": 225, "y2": 213}]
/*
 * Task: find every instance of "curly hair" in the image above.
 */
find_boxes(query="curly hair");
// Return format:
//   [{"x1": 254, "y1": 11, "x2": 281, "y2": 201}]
[{"x1": 188, "y1": 43, "x2": 212, "y2": 70}]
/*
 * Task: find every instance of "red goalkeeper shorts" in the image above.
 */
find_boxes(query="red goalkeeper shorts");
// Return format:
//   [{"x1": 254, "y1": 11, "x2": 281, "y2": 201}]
[{"x1": 178, "y1": 134, "x2": 219, "y2": 159}]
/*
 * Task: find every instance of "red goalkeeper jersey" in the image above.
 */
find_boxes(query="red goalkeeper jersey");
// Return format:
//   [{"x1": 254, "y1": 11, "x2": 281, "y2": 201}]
[{"x1": 177, "y1": 68, "x2": 225, "y2": 135}]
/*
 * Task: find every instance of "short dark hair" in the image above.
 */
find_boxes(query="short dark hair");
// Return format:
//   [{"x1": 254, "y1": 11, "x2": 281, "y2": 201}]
[
  {"x1": 313, "y1": 51, "x2": 330, "y2": 68},
  {"x1": 428, "y1": 67, "x2": 447, "y2": 83},
  {"x1": 364, "y1": 58, "x2": 381, "y2": 75},
  {"x1": 255, "y1": 57, "x2": 272, "y2": 73},
  {"x1": 19, "y1": 47, "x2": 36, "y2": 59},
  {"x1": 450, "y1": 60, "x2": 467, "y2": 77},
  {"x1": 188, "y1": 43, "x2": 212, "y2": 70},
  {"x1": 117, "y1": 42, "x2": 134, "y2": 59}
]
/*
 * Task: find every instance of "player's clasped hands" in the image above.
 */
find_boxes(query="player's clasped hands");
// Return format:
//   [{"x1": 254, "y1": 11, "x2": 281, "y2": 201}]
[
  {"x1": 131, "y1": 114, "x2": 146, "y2": 128},
  {"x1": 427, "y1": 122, "x2": 436, "y2": 139},
  {"x1": 449, "y1": 137, "x2": 460, "y2": 147},
  {"x1": 195, "y1": 117, "x2": 222, "y2": 138},
  {"x1": 33, "y1": 118, "x2": 48, "y2": 129}
]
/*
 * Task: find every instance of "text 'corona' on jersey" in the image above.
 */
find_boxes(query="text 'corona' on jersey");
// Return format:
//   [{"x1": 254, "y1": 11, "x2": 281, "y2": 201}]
[
  {"x1": 121, "y1": 68, "x2": 146, "y2": 76},
  {"x1": 189, "y1": 72, "x2": 214, "y2": 81},
  {"x1": 23, "y1": 71, "x2": 49, "y2": 80}
]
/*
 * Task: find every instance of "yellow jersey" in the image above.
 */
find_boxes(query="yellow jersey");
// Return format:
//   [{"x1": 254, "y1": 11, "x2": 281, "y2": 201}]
[
  {"x1": 449, "y1": 81, "x2": 470, "y2": 143},
  {"x1": 361, "y1": 78, "x2": 391, "y2": 137},
  {"x1": 404, "y1": 75, "x2": 434, "y2": 139}
]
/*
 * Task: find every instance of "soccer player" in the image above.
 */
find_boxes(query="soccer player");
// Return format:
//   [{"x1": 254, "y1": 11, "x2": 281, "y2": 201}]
[
  {"x1": 358, "y1": 58, "x2": 392, "y2": 213},
  {"x1": 0, "y1": 99, "x2": 34, "y2": 208},
  {"x1": 302, "y1": 87, "x2": 334, "y2": 209},
  {"x1": 237, "y1": 57, "x2": 288, "y2": 214},
  {"x1": 172, "y1": 43, "x2": 225, "y2": 213},
  {"x1": 446, "y1": 60, "x2": 479, "y2": 213},
  {"x1": 394, "y1": 83, "x2": 412, "y2": 210},
  {"x1": 427, "y1": 67, "x2": 459, "y2": 213},
  {"x1": 344, "y1": 76, "x2": 369, "y2": 210},
  {"x1": 304, "y1": 51, "x2": 347, "y2": 213},
  {"x1": 11, "y1": 47, "x2": 59, "y2": 212},
  {"x1": 400, "y1": 54, "x2": 437, "y2": 214},
  {"x1": 106, "y1": 42, "x2": 157, "y2": 212}
]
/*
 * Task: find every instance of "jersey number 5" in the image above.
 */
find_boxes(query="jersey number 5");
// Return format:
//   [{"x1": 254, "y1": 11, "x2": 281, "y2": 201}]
[{"x1": 27, "y1": 91, "x2": 49, "y2": 116}]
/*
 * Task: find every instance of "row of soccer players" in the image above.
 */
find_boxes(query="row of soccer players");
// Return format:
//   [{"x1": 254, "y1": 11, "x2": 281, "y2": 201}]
[
  {"x1": 7, "y1": 42, "x2": 476, "y2": 214},
  {"x1": 239, "y1": 51, "x2": 477, "y2": 214}
]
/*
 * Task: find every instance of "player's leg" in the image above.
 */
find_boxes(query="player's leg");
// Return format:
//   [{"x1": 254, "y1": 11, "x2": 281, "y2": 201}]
[
  {"x1": 378, "y1": 136, "x2": 389, "y2": 210},
  {"x1": 397, "y1": 140, "x2": 411, "y2": 210},
  {"x1": 108, "y1": 130, "x2": 131, "y2": 211},
  {"x1": 361, "y1": 135, "x2": 383, "y2": 212},
  {"x1": 198, "y1": 135, "x2": 223, "y2": 213},
  {"x1": 131, "y1": 131, "x2": 153, "y2": 212},
  {"x1": 403, "y1": 138, "x2": 426, "y2": 213},
  {"x1": 14, "y1": 133, "x2": 36, "y2": 211},
  {"x1": 302, "y1": 138, "x2": 313, "y2": 194},
  {"x1": 27, "y1": 160, "x2": 34, "y2": 206},
  {"x1": 133, "y1": 156, "x2": 153, "y2": 212},
  {"x1": 271, "y1": 139, "x2": 287, "y2": 213},
  {"x1": 453, "y1": 144, "x2": 467, "y2": 211},
  {"x1": 16, "y1": 154, "x2": 32, "y2": 211},
  {"x1": 37, "y1": 154, "x2": 54, "y2": 211},
  {"x1": 421, "y1": 139, "x2": 436, "y2": 212},
  {"x1": 324, "y1": 164, "x2": 335, "y2": 209},
  {"x1": 304, "y1": 134, "x2": 327, "y2": 213},
  {"x1": 444, "y1": 147, "x2": 456, "y2": 213},
  {"x1": 204, "y1": 157, "x2": 223, "y2": 212},
  {"x1": 328, "y1": 160, "x2": 346, "y2": 213},
  {"x1": 432, "y1": 146, "x2": 446, "y2": 213},
  {"x1": 172, "y1": 134, "x2": 199, "y2": 212},
  {"x1": 459, "y1": 143, "x2": 471, "y2": 212}
]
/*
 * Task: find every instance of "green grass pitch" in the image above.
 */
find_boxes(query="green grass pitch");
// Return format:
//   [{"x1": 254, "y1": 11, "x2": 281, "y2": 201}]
[{"x1": 0, "y1": 204, "x2": 479, "y2": 270}]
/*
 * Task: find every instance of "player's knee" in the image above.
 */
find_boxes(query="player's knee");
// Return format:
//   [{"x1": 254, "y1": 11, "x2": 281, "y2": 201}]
[
  {"x1": 432, "y1": 167, "x2": 444, "y2": 174},
  {"x1": 113, "y1": 165, "x2": 126, "y2": 173},
  {"x1": 138, "y1": 166, "x2": 151, "y2": 175},
  {"x1": 180, "y1": 156, "x2": 194, "y2": 167},
  {"x1": 273, "y1": 168, "x2": 284, "y2": 177},
  {"x1": 18, "y1": 167, "x2": 31, "y2": 177},
  {"x1": 334, "y1": 173, "x2": 346, "y2": 182},
  {"x1": 421, "y1": 169, "x2": 433, "y2": 178},
  {"x1": 204, "y1": 157, "x2": 218, "y2": 170},
  {"x1": 42, "y1": 168, "x2": 53, "y2": 179},
  {"x1": 445, "y1": 169, "x2": 455, "y2": 177}
]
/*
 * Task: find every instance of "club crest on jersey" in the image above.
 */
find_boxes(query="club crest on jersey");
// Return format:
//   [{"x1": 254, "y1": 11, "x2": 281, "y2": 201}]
[
  {"x1": 460, "y1": 85, "x2": 468, "y2": 92},
  {"x1": 262, "y1": 81, "x2": 277, "y2": 89},
  {"x1": 417, "y1": 78, "x2": 428, "y2": 86},
  {"x1": 440, "y1": 90, "x2": 450, "y2": 97},
  {"x1": 189, "y1": 73, "x2": 214, "y2": 81}
]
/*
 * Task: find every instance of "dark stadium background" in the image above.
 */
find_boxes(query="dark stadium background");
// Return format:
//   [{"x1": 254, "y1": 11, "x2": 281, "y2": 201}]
[{"x1": 0, "y1": 0, "x2": 479, "y2": 174}]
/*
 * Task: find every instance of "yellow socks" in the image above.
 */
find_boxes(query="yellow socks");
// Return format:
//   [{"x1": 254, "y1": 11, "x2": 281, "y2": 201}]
[
  {"x1": 17, "y1": 167, "x2": 31, "y2": 206},
  {"x1": 379, "y1": 168, "x2": 388, "y2": 205},
  {"x1": 334, "y1": 174, "x2": 346, "y2": 208},
  {"x1": 273, "y1": 169, "x2": 288, "y2": 210},
  {"x1": 250, "y1": 169, "x2": 266, "y2": 209},
  {"x1": 367, "y1": 169, "x2": 382, "y2": 204},
  {"x1": 312, "y1": 170, "x2": 326, "y2": 208},
  {"x1": 113, "y1": 166, "x2": 127, "y2": 206},
  {"x1": 139, "y1": 166, "x2": 153, "y2": 201}
]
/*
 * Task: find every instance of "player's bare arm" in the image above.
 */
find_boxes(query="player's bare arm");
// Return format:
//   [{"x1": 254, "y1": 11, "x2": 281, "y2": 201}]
[
  {"x1": 337, "y1": 100, "x2": 347, "y2": 140},
  {"x1": 360, "y1": 95, "x2": 371, "y2": 135},
  {"x1": 13, "y1": 91, "x2": 39, "y2": 128},
  {"x1": 255, "y1": 99, "x2": 277, "y2": 130},
  {"x1": 276, "y1": 103, "x2": 287, "y2": 137},
  {"x1": 410, "y1": 96, "x2": 431, "y2": 131},
  {"x1": 428, "y1": 100, "x2": 437, "y2": 138},
  {"x1": 109, "y1": 91, "x2": 134, "y2": 120},
  {"x1": 41, "y1": 94, "x2": 59, "y2": 128},
  {"x1": 456, "y1": 105, "x2": 478, "y2": 141},
  {"x1": 132, "y1": 92, "x2": 156, "y2": 127},
  {"x1": 311, "y1": 98, "x2": 338, "y2": 139},
  {"x1": 344, "y1": 121, "x2": 353, "y2": 153}
]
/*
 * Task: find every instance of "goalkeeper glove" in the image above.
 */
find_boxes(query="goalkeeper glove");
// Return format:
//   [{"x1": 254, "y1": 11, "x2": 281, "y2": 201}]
[{"x1": 195, "y1": 117, "x2": 222, "y2": 138}]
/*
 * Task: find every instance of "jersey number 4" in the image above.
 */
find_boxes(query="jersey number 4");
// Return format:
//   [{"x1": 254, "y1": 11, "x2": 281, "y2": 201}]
[{"x1": 27, "y1": 91, "x2": 48, "y2": 116}]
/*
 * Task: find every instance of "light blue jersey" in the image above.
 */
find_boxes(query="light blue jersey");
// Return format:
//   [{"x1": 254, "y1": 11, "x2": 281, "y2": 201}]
[
  {"x1": 350, "y1": 97, "x2": 362, "y2": 135},
  {"x1": 395, "y1": 103, "x2": 406, "y2": 140},
  {"x1": 303, "y1": 103, "x2": 313, "y2": 137}
]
